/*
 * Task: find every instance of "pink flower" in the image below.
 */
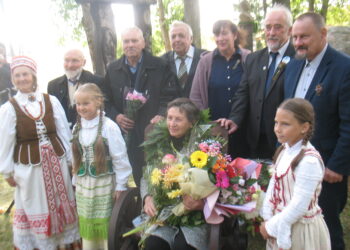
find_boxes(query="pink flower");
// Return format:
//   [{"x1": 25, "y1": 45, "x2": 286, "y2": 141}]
[
  {"x1": 199, "y1": 142, "x2": 209, "y2": 153},
  {"x1": 248, "y1": 186, "x2": 256, "y2": 194},
  {"x1": 232, "y1": 184, "x2": 239, "y2": 191},
  {"x1": 215, "y1": 170, "x2": 230, "y2": 189},
  {"x1": 162, "y1": 154, "x2": 177, "y2": 165}
]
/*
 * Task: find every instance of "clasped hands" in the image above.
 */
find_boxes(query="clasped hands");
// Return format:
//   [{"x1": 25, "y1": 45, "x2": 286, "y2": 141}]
[{"x1": 143, "y1": 195, "x2": 204, "y2": 217}]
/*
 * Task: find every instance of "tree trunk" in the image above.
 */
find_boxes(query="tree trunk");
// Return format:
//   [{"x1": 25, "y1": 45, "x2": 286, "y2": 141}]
[
  {"x1": 238, "y1": 0, "x2": 254, "y2": 51},
  {"x1": 263, "y1": 0, "x2": 267, "y2": 17},
  {"x1": 183, "y1": 0, "x2": 201, "y2": 48},
  {"x1": 157, "y1": 0, "x2": 171, "y2": 51},
  {"x1": 320, "y1": 0, "x2": 329, "y2": 22},
  {"x1": 308, "y1": 0, "x2": 315, "y2": 12},
  {"x1": 272, "y1": 0, "x2": 290, "y2": 9},
  {"x1": 81, "y1": 2, "x2": 116, "y2": 76},
  {"x1": 133, "y1": 3, "x2": 152, "y2": 51}
]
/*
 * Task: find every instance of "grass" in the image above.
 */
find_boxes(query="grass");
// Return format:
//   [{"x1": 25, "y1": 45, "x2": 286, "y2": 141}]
[{"x1": 0, "y1": 176, "x2": 349, "y2": 250}]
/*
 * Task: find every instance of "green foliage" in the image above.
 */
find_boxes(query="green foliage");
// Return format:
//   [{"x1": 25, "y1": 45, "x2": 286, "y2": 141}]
[
  {"x1": 151, "y1": 0, "x2": 184, "y2": 55},
  {"x1": 51, "y1": 0, "x2": 85, "y2": 44}
]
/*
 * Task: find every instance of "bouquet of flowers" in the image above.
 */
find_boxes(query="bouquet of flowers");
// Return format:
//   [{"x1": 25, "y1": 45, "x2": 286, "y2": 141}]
[
  {"x1": 124, "y1": 90, "x2": 148, "y2": 121},
  {"x1": 123, "y1": 90, "x2": 148, "y2": 145}
]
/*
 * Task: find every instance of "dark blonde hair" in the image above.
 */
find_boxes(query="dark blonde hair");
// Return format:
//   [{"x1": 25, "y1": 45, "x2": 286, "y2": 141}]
[
  {"x1": 212, "y1": 20, "x2": 246, "y2": 49},
  {"x1": 72, "y1": 83, "x2": 107, "y2": 175},
  {"x1": 273, "y1": 98, "x2": 315, "y2": 170},
  {"x1": 167, "y1": 98, "x2": 200, "y2": 125}
]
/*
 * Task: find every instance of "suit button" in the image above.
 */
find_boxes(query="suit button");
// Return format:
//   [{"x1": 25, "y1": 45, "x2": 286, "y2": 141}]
[{"x1": 228, "y1": 100, "x2": 232, "y2": 103}]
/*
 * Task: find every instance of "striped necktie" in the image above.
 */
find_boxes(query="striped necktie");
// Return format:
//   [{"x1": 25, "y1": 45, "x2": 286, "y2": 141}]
[
  {"x1": 264, "y1": 52, "x2": 279, "y2": 96},
  {"x1": 177, "y1": 56, "x2": 188, "y2": 89}
]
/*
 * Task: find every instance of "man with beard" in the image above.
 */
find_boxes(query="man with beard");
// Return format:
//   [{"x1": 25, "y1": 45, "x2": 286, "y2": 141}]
[
  {"x1": 284, "y1": 12, "x2": 350, "y2": 250},
  {"x1": 162, "y1": 21, "x2": 205, "y2": 97},
  {"x1": 218, "y1": 4, "x2": 295, "y2": 159},
  {"x1": 48, "y1": 49, "x2": 103, "y2": 127},
  {"x1": 102, "y1": 26, "x2": 179, "y2": 186}
]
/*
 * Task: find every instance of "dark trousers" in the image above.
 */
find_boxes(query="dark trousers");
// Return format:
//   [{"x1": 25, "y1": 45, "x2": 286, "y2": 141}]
[
  {"x1": 144, "y1": 230, "x2": 196, "y2": 250},
  {"x1": 250, "y1": 133, "x2": 275, "y2": 160},
  {"x1": 319, "y1": 177, "x2": 348, "y2": 250}
]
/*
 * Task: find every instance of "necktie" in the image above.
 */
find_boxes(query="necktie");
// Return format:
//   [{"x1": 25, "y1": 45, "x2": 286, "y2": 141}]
[
  {"x1": 177, "y1": 56, "x2": 188, "y2": 89},
  {"x1": 264, "y1": 52, "x2": 279, "y2": 96}
]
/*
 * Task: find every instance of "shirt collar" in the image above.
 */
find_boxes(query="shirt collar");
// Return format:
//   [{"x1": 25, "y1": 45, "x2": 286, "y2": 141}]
[
  {"x1": 284, "y1": 139, "x2": 303, "y2": 153},
  {"x1": 213, "y1": 47, "x2": 242, "y2": 59},
  {"x1": 15, "y1": 90, "x2": 42, "y2": 105},
  {"x1": 306, "y1": 43, "x2": 328, "y2": 70},
  {"x1": 174, "y1": 45, "x2": 195, "y2": 60}
]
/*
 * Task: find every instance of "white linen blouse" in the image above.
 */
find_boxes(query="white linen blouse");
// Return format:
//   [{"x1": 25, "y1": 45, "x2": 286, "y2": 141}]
[
  {"x1": 260, "y1": 140, "x2": 324, "y2": 249},
  {"x1": 0, "y1": 91, "x2": 72, "y2": 178},
  {"x1": 76, "y1": 114, "x2": 132, "y2": 191}
]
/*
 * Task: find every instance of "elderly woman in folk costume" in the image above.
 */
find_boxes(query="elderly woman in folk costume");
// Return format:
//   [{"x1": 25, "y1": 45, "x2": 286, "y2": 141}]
[{"x1": 0, "y1": 56, "x2": 81, "y2": 249}]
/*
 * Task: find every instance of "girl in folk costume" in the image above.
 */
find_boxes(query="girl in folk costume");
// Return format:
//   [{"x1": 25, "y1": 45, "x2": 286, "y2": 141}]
[
  {"x1": 0, "y1": 56, "x2": 81, "y2": 249},
  {"x1": 71, "y1": 83, "x2": 132, "y2": 250},
  {"x1": 260, "y1": 98, "x2": 331, "y2": 250}
]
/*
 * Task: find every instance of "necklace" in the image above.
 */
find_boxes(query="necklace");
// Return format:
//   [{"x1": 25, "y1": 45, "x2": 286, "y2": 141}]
[{"x1": 23, "y1": 101, "x2": 44, "y2": 120}]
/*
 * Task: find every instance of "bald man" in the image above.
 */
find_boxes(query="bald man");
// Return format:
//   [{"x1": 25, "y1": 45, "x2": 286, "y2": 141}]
[{"x1": 48, "y1": 49, "x2": 103, "y2": 127}]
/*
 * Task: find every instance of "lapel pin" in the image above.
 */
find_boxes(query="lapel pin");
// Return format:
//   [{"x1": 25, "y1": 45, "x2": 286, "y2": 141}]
[
  {"x1": 263, "y1": 66, "x2": 267, "y2": 71},
  {"x1": 315, "y1": 83, "x2": 323, "y2": 96}
]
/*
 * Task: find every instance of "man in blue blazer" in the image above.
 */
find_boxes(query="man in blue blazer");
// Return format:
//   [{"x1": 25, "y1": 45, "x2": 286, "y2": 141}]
[{"x1": 284, "y1": 12, "x2": 350, "y2": 250}]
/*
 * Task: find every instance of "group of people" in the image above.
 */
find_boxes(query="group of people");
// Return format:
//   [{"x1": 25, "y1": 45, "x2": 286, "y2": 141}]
[{"x1": 0, "y1": 3, "x2": 349, "y2": 250}]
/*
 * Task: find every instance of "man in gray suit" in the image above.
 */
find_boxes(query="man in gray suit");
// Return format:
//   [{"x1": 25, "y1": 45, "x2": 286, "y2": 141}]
[
  {"x1": 162, "y1": 21, "x2": 205, "y2": 97},
  {"x1": 218, "y1": 4, "x2": 295, "y2": 159}
]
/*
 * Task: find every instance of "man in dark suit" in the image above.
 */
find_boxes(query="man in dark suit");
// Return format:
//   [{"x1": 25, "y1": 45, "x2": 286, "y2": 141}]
[
  {"x1": 48, "y1": 49, "x2": 103, "y2": 127},
  {"x1": 102, "y1": 27, "x2": 179, "y2": 186},
  {"x1": 218, "y1": 4, "x2": 295, "y2": 159},
  {"x1": 162, "y1": 21, "x2": 205, "y2": 97},
  {"x1": 284, "y1": 12, "x2": 350, "y2": 250},
  {"x1": 0, "y1": 43, "x2": 15, "y2": 105}
]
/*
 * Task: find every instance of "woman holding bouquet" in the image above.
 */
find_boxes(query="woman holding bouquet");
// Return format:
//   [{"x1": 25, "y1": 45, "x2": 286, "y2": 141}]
[{"x1": 140, "y1": 98, "x2": 220, "y2": 250}]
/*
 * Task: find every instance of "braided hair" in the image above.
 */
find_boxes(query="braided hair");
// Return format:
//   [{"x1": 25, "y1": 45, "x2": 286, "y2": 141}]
[
  {"x1": 273, "y1": 98, "x2": 315, "y2": 171},
  {"x1": 71, "y1": 83, "x2": 107, "y2": 174}
]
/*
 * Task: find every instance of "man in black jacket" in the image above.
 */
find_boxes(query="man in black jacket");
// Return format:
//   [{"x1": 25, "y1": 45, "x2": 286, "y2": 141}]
[
  {"x1": 102, "y1": 27, "x2": 179, "y2": 186},
  {"x1": 162, "y1": 21, "x2": 205, "y2": 97},
  {"x1": 0, "y1": 43, "x2": 15, "y2": 105},
  {"x1": 48, "y1": 49, "x2": 103, "y2": 127},
  {"x1": 218, "y1": 4, "x2": 295, "y2": 159}
]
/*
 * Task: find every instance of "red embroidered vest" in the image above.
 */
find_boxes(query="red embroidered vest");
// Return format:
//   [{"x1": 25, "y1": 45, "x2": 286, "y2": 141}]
[{"x1": 10, "y1": 94, "x2": 65, "y2": 165}]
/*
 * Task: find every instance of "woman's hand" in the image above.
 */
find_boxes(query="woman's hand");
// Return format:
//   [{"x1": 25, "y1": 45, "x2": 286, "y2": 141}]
[
  {"x1": 183, "y1": 195, "x2": 204, "y2": 211},
  {"x1": 5, "y1": 176, "x2": 16, "y2": 187},
  {"x1": 144, "y1": 195, "x2": 157, "y2": 217},
  {"x1": 114, "y1": 190, "x2": 125, "y2": 201},
  {"x1": 259, "y1": 222, "x2": 271, "y2": 240}
]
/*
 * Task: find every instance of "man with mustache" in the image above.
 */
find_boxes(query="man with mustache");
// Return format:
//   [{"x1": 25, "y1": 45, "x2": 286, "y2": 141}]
[
  {"x1": 102, "y1": 27, "x2": 179, "y2": 186},
  {"x1": 284, "y1": 12, "x2": 350, "y2": 250},
  {"x1": 218, "y1": 4, "x2": 295, "y2": 159},
  {"x1": 48, "y1": 49, "x2": 103, "y2": 127}
]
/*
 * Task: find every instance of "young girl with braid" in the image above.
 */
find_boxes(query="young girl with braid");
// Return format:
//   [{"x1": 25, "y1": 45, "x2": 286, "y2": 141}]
[
  {"x1": 72, "y1": 83, "x2": 132, "y2": 250},
  {"x1": 260, "y1": 98, "x2": 331, "y2": 250}
]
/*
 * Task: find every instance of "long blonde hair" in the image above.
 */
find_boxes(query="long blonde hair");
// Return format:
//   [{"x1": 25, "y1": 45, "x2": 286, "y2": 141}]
[{"x1": 71, "y1": 83, "x2": 108, "y2": 175}]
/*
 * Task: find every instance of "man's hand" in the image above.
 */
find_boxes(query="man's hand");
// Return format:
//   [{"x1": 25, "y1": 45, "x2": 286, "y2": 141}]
[
  {"x1": 323, "y1": 168, "x2": 343, "y2": 183},
  {"x1": 215, "y1": 118, "x2": 238, "y2": 134},
  {"x1": 5, "y1": 176, "x2": 16, "y2": 187},
  {"x1": 183, "y1": 195, "x2": 204, "y2": 211},
  {"x1": 144, "y1": 196, "x2": 157, "y2": 217},
  {"x1": 150, "y1": 115, "x2": 164, "y2": 124},
  {"x1": 116, "y1": 114, "x2": 135, "y2": 133}
]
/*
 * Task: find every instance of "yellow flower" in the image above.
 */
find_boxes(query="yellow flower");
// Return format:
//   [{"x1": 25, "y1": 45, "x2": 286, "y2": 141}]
[
  {"x1": 151, "y1": 168, "x2": 162, "y2": 185},
  {"x1": 190, "y1": 150, "x2": 208, "y2": 168},
  {"x1": 167, "y1": 189, "x2": 182, "y2": 199},
  {"x1": 163, "y1": 165, "x2": 183, "y2": 188}
]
